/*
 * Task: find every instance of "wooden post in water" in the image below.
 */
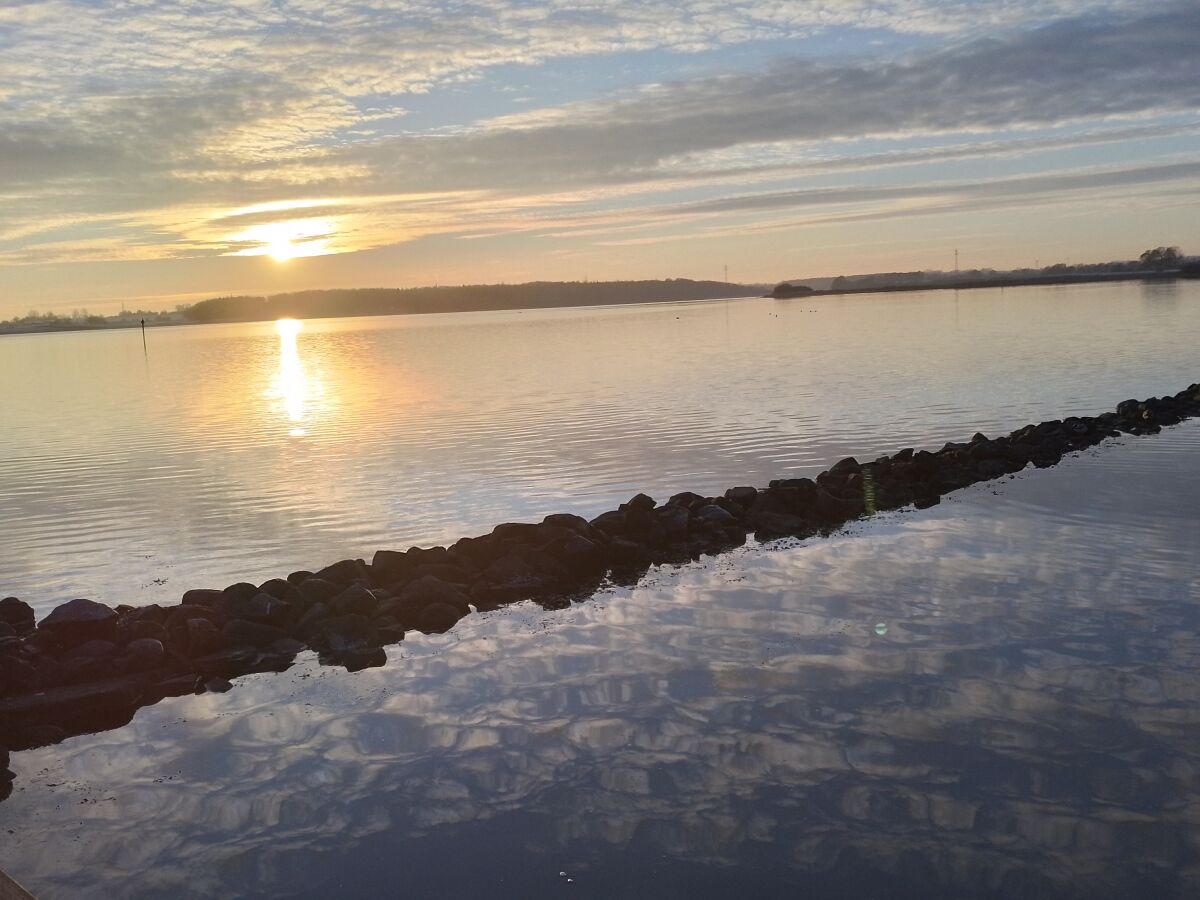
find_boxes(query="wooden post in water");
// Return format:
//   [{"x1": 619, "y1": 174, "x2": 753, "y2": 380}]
[
  {"x1": 141, "y1": 317, "x2": 147, "y2": 354},
  {"x1": 0, "y1": 867, "x2": 36, "y2": 900}
]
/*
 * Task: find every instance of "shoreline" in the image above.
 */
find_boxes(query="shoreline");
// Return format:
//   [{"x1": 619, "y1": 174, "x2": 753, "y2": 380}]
[
  {"x1": 772, "y1": 270, "x2": 1191, "y2": 299},
  {"x1": 2, "y1": 383, "x2": 1199, "y2": 798}
]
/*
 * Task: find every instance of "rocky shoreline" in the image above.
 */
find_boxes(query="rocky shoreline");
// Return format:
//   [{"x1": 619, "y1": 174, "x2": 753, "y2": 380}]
[{"x1": 2, "y1": 384, "x2": 1199, "y2": 799}]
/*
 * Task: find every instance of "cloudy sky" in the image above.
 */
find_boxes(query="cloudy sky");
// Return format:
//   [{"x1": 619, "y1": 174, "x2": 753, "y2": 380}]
[{"x1": 0, "y1": 0, "x2": 1197, "y2": 314}]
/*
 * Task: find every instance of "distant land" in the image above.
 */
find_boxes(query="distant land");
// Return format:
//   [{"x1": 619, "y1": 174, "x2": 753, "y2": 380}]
[
  {"x1": 772, "y1": 246, "x2": 1198, "y2": 298},
  {"x1": 0, "y1": 279, "x2": 766, "y2": 336}
]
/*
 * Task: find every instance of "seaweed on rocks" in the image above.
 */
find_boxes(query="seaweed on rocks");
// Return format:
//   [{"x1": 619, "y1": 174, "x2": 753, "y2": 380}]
[{"x1": 1, "y1": 384, "x2": 1198, "y2": 792}]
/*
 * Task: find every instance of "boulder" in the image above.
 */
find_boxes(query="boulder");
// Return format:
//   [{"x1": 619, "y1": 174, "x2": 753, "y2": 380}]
[
  {"x1": 222, "y1": 619, "x2": 285, "y2": 648},
  {"x1": 330, "y1": 584, "x2": 380, "y2": 617},
  {"x1": 0, "y1": 598, "x2": 35, "y2": 634},
  {"x1": 723, "y1": 486, "x2": 758, "y2": 508},
  {"x1": 186, "y1": 618, "x2": 224, "y2": 656},
  {"x1": 417, "y1": 603, "x2": 463, "y2": 634},
  {"x1": 314, "y1": 615, "x2": 371, "y2": 654},
  {"x1": 624, "y1": 493, "x2": 656, "y2": 511},
  {"x1": 180, "y1": 589, "x2": 223, "y2": 608},
  {"x1": 258, "y1": 578, "x2": 293, "y2": 599},
  {"x1": 295, "y1": 577, "x2": 340, "y2": 606},
  {"x1": 312, "y1": 558, "x2": 368, "y2": 587},
  {"x1": 38, "y1": 599, "x2": 118, "y2": 647},
  {"x1": 693, "y1": 504, "x2": 737, "y2": 527},
  {"x1": 122, "y1": 638, "x2": 166, "y2": 672},
  {"x1": 397, "y1": 575, "x2": 471, "y2": 612}
]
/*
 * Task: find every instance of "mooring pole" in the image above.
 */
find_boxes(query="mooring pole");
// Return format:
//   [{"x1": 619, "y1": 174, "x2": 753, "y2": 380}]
[{"x1": 141, "y1": 317, "x2": 147, "y2": 354}]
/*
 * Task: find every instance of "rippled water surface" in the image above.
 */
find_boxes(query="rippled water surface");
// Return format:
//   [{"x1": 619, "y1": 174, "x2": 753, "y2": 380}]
[
  {"x1": 1, "y1": 280, "x2": 1197, "y2": 613},
  {"x1": 1, "y1": 420, "x2": 1198, "y2": 898}
]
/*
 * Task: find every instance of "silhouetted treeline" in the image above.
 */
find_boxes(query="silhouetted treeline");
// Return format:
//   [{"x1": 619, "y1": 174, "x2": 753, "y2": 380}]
[{"x1": 183, "y1": 280, "x2": 757, "y2": 324}]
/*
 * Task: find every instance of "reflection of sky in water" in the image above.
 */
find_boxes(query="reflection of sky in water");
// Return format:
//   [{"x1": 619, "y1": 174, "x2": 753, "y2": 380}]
[{"x1": 2, "y1": 423, "x2": 1198, "y2": 899}]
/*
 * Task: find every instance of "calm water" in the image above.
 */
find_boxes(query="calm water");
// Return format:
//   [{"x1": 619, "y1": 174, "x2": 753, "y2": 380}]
[
  {"x1": 1, "y1": 280, "x2": 1197, "y2": 614},
  {"x1": 1, "y1": 421, "x2": 1198, "y2": 898}
]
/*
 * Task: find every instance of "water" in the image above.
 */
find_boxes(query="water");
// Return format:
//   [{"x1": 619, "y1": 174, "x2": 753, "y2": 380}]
[
  {"x1": 1, "y1": 421, "x2": 1198, "y2": 898},
  {"x1": 1, "y1": 280, "x2": 1196, "y2": 614}
]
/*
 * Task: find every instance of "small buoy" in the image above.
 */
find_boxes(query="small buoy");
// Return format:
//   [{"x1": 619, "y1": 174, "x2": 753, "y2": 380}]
[{"x1": 874, "y1": 622, "x2": 888, "y2": 636}]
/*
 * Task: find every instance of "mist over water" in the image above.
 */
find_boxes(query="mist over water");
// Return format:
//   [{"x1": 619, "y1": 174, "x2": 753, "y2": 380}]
[{"x1": 1, "y1": 280, "x2": 1196, "y2": 613}]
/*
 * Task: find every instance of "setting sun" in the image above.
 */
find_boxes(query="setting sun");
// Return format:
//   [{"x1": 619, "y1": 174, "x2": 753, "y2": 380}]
[{"x1": 229, "y1": 218, "x2": 335, "y2": 260}]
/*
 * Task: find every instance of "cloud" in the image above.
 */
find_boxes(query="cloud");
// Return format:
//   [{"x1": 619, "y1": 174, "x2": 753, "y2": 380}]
[{"x1": 0, "y1": 0, "x2": 1196, "y2": 267}]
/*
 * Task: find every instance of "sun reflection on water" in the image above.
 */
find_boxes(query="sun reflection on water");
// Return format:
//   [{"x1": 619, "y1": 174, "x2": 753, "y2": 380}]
[{"x1": 273, "y1": 318, "x2": 311, "y2": 437}]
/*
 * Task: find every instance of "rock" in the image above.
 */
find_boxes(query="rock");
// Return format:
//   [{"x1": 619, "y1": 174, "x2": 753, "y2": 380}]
[
  {"x1": 165, "y1": 604, "x2": 222, "y2": 630},
  {"x1": 624, "y1": 493, "x2": 656, "y2": 511},
  {"x1": 330, "y1": 584, "x2": 379, "y2": 617},
  {"x1": 258, "y1": 578, "x2": 293, "y2": 599},
  {"x1": 417, "y1": 603, "x2": 462, "y2": 634},
  {"x1": 371, "y1": 549, "x2": 412, "y2": 579},
  {"x1": 295, "y1": 577, "x2": 340, "y2": 606},
  {"x1": 203, "y1": 677, "x2": 233, "y2": 694},
  {"x1": 829, "y1": 457, "x2": 861, "y2": 476},
  {"x1": 64, "y1": 640, "x2": 117, "y2": 660},
  {"x1": 222, "y1": 619, "x2": 285, "y2": 648},
  {"x1": 122, "y1": 638, "x2": 166, "y2": 672},
  {"x1": 0, "y1": 623, "x2": 15, "y2": 639},
  {"x1": 186, "y1": 618, "x2": 224, "y2": 656},
  {"x1": 312, "y1": 558, "x2": 368, "y2": 587},
  {"x1": 38, "y1": 599, "x2": 118, "y2": 647},
  {"x1": 693, "y1": 504, "x2": 737, "y2": 527},
  {"x1": 287, "y1": 570, "x2": 314, "y2": 585},
  {"x1": 296, "y1": 602, "x2": 332, "y2": 636},
  {"x1": 654, "y1": 504, "x2": 690, "y2": 536},
  {"x1": 589, "y1": 510, "x2": 626, "y2": 536},
  {"x1": 750, "y1": 512, "x2": 808, "y2": 540},
  {"x1": 222, "y1": 582, "x2": 259, "y2": 605},
  {"x1": 397, "y1": 576, "x2": 470, "y2": 612},
  {"x1": 180, "y1": 589, "x2": 223, "y2": 607},
  {"x1": 666, "y1": 491, "x2": 705, "y2": 508},
  {"x1": 542, "y1": 513, "x2": 592, "y2": 535},
  {"x1": 491, "y1": 522, "x2": 542, "y2": 544},
  {"x1": 241, "y1": 592, "x2": 292, "y2": 625},
  {"x1": 314, "y1": 615, "x2": 370, "y2": 654},
  {"x1": 339, "y1": 647, "x2": 387, "y2": 672},
  {"x1": 556, "y1": 534, "x2": 606, "y2": 576},
  {"x1": 0, "y1": 598, "x2": 35, "y2": 634},
  {"x1": 724, "y1": 486, "x2": 758, "y2": 508}
]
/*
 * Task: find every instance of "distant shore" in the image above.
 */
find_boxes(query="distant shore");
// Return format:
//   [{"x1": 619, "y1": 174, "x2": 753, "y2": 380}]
[
  {"x1": 0, "y1": 279, "x2": 764, "y2": 337},
  {"x1": 771, "y1": 269, "x2": 1192, "y2": 299}
]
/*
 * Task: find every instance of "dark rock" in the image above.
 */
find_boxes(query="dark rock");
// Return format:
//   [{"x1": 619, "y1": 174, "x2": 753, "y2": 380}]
[
  {"x1": 589, "y1": 509, "x2": 626, "y2": 535},
  {"x1": 258, "y1": 578, "x2": 293, "y2": 599},
  {"x1": 829, "y1": 457, "x2": 861, "y2": 476},
  {"x1": 397, "y1": 575, "x2": 471, "y2": 612},
  {"x1": 624, "y1": 493, "x2": 656, "y2": 511},
  {"x1": 417, "y1": 603, "x2": 463, "y2": 634},
  {"x1": 750, "y1": 512, "x2": 808, "y2": 540},
  {"x1": 241, "y1": 592, "x2": 292, "y2": 624},
  {"x1": 295, "y1": 577, "x2": 340, "y2": 606},
  {"x1": 38, "y1": 599, "x2": 118, "y2": 647},
  {"x1": 491, "y1": 522, "x2": 542, "y2": 544},
  {"x1": 222, "y1": 619, "x2": 285, "y2": 648},
  {"x1": 296, "y1": 602, "x2": 333, "y2": 637},
  {"x1": 814, "y1": 488, "x2": 862, "y2": 522},
  {"x1": 330, "y1": 584, "x2": 380, "y2": 617},
  {"x1": 165, "y1": 604, "x2": 222, "y2": 630},
  {"x1": 270, "y1": 638, "x2": 307, "y2": 657},
  {"x1": 122, "y1": 638, "x2": 166, "y2": 672},
  {"x1": 314, "y1": 615, "x2": 371, "y2": 654},
  {"x1": 666, "y1": 491, "x2": 705, "y2": 508},
  {"x1": 552, "y1": 534, "x2": 606, "y2": 578},
  {"x1": 0, "y1": 623, "x2": 15, "y2": 639},
  {"x1": 693, "y1": 504, "x2": 737, "y2": 527},
  {"x1": 339, "y1": 647, "x2": 387, "y2": 672},
  {"x1": 180, "y1": 589, "x2": 223, "y2": 608},
  {"x1": 542, "y1": 513, "x2": 592, "y2": 535},
  {"x1": 222, "y1": 582, "x2": 259, "y2": 605},
  {"x1": 64, "y1": 640, "x2": 117, "y2": 660},
  {"x1": 371, "y1": 549, "x2": 413, "y2": 579},
  {"x1": 313, "y1": 558, "x2": 369, "y2": 587},
  {"x1": 186, "y1": 618, "x2": 224, "y2": 657},
  {"x1": 0, "y1": 598, "x2": 35, "y2": 633},
  {"x1": 654, "y1": 504, "x2": 691, "y2": 536},
  {"x1": 723, "y1": 486, "x2": 758, "y2": 508}
]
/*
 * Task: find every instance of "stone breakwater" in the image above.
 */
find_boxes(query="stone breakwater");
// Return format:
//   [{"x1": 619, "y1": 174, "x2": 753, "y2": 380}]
[{"x1": 1, "y1": 385, "x2": 1199, "y2": 797}]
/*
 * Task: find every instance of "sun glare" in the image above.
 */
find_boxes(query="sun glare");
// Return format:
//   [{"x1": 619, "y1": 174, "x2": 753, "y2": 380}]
[{"x1": 229, "y1": 218, "x2": 335, "y2": 260}]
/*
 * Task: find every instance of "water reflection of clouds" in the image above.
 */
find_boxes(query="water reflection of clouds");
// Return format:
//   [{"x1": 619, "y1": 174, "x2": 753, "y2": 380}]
[{"x1": 4, "y1": 434, "x2": 1200, "y2": 898}]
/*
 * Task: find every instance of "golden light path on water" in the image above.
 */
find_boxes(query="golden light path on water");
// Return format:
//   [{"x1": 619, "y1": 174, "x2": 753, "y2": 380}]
[{"x1": 273, "y1": 318, "x2": 310, "y2": 437}]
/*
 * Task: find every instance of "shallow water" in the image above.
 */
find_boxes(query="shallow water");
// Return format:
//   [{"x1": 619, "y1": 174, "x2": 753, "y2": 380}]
[
  {"x1": 1, "y1": 280, "x2": 1197, "y2": 614},
  {"x1": 1, "y1": 421, "x2": 1198, "y2": 899}
]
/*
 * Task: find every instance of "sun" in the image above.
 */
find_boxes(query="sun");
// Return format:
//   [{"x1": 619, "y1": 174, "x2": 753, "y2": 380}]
[{"x1": 267, "y1": 236, "x2": 297, "y2": 262}]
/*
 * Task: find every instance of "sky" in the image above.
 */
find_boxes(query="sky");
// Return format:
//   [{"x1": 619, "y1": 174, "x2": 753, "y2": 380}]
[{"x1": 0, "y1": 0, "x2": 1197, "y2": 315}]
